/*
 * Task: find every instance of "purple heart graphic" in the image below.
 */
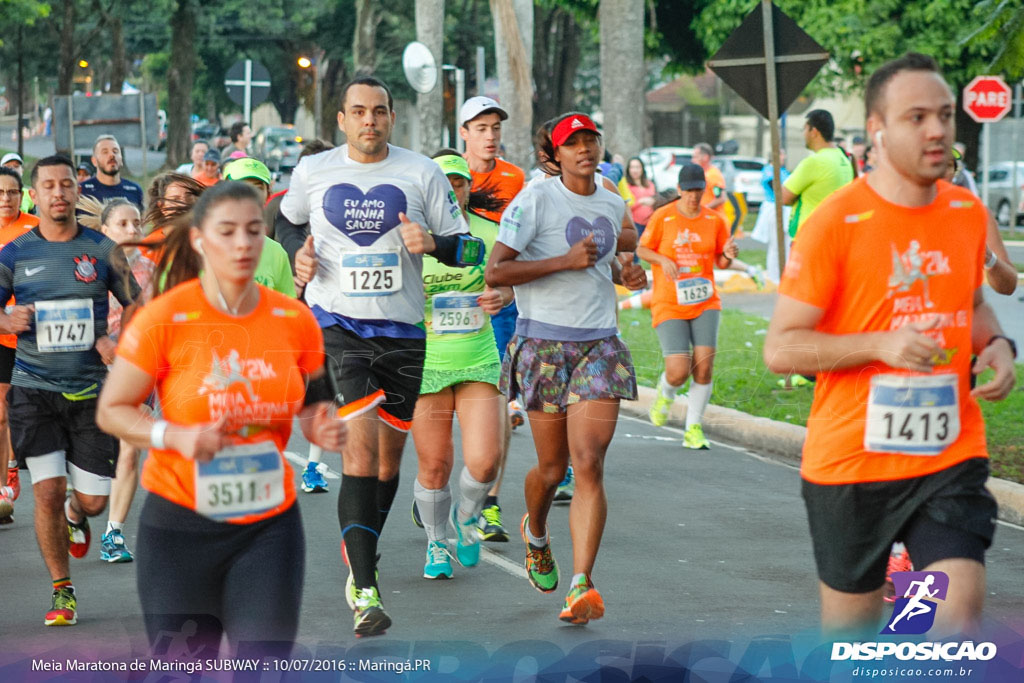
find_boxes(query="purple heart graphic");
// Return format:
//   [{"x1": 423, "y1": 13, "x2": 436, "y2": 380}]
[
  {"x1": 323, "y1": 183, "x2": 408, "y2": 246},
  {"x1": 565, "y1": 216, "x2": 615, "y2": 258}
]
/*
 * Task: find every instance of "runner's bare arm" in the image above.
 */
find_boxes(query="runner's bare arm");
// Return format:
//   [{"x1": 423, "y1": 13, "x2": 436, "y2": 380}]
[
  {"x1": 780, "y1": 187, "x2": 798, "y2": 206},
  {"x1": 485, "y1": 237, "x2": 596, "y2": 287},
  {"x1": 969, "y1": 287, "x2": 1016, "y2": 401},
  {"x1": 983, "y1": 212, "x2": 1017, "y2": 295},
  {"x1": 97, "y1": 358, "x2": 230, "y2": 462},
  {"x1": 764, "y1": 293, "x2": 941, "y2": 374},
  {"x1": 617, "y1": 209, "x2": 638, "y2": 252},
  {"x1": 297, "y1": 401, "x2": 347, "y2": 452},
  {"x1": 636, "y1": 245, "x2": 677, "y2": 281}
]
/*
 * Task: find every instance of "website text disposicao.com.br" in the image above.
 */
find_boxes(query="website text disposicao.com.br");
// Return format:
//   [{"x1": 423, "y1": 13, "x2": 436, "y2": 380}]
[{"x1": 852, "y1": 664, "x2": 979, "y2": 678}]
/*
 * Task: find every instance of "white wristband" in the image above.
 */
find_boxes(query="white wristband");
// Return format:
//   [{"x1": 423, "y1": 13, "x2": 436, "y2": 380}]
[
  {"x1": 150, "y1": 420, "x2": 169, "y2": 450},
  {"x1": 984, "y1": 249, "x2": 998, "y2": 270}
]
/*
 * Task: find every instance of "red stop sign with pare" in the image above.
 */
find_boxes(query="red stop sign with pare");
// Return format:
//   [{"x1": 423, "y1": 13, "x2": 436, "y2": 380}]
[{"x1": 963, "y1": 76, "x2": 1012, "y2": 123}]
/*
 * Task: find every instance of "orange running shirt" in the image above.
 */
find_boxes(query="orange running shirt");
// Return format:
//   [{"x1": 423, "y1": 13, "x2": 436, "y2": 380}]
[
  {"x1": 0, "y1": 212, "x2": 39, "y2": 349},
  {"x1": 139, "y1": 226, "x2": 167, "y2": 264},
  {"x1": 701, "y1": 165, "x2": 727, "y2": 214},
  {"x1": 469, "y1": 157, "x2": 525, "y2": 223},
  {"x1": 780, "y1": 177, "x2": 988, "y2": 485},
  {"x1": 640, "y1": 202, "x2": 728, "y2": 327},
  {"x1": 117, "y1": 280, "x2": 324, "y2": 523}
]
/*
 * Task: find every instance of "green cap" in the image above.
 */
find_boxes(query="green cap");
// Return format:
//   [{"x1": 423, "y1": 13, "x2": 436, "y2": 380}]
[
  {"x1": 223, "y1": 157, "x2": 272, "y2": 186},
  {"x1": 434, "y1": 154, "x2": 471, "y2": 181}
]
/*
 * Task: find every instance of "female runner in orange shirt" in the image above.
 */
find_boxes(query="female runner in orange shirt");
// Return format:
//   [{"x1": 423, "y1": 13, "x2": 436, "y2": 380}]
[{"x1": 97, "y1": 181, "x2": 346, "y2": 657}]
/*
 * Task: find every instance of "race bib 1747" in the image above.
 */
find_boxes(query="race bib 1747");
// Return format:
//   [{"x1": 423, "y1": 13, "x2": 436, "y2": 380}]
[{"x1": 35, "y1": 299, "x2": 95, "y2": 352}]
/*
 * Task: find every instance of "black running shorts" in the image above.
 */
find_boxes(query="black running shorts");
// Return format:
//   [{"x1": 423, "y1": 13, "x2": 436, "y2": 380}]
[
  {"x1": 8, "y1": 385, "x2": 119, "y2": 475},
  {"x1": 801, "y1": 457, "x2": 996, "y2": 593},
  {"x1": 322, "y1": 325, "x2": 425, "y2": 431},
  {"x1": 0, "y1": 345, "x2": 14, "y2": 384}
]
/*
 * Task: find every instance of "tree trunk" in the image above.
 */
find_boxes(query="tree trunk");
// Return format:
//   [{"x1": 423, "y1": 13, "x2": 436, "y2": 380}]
[
  {"x1": 107, "y1": 14, "x2": 127, "y2": 94},
  {"x1": 416, "y1": 0, "x2": 445, "y2": 155},
  {"x1": 321, "y1": 58, "x2": 348, "y2": 145},
  {"x1": 534, "y1": 6, "x2": 581, "y2": 129},
  {"x1": 166, "y1": 0, "x2": 197, "y2": 168},
  {"x1": 490, "y1": 0, "x2": 533, "y2": 170},
  {"x1": 353, "y1": 0, "x2": 380, "y2": 77},
  {"x1": 599, "y1": 0, "x2": 645, "y2": 160},
  {"x1": 57, "y1": 0, "x2": 76, "y2": 95}
]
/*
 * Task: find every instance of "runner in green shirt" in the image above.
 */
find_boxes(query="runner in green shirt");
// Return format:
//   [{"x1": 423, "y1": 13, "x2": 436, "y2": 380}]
[
  {"x1": 782, "y1": 109, "x2": 856, "y2": 238},
  {"x1": 411, "y1": 150, "x2": 513, "y2": 580}
]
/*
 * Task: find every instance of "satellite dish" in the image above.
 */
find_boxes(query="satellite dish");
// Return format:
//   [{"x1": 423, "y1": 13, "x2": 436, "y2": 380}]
[{"x1": 403, "y1": 41, "x2": 438, "y2": 94}]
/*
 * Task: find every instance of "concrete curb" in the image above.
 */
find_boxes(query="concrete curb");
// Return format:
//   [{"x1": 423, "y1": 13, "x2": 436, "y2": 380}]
[{"x1": 622, "y1": 385, "x2": 1024, "y2": 526}]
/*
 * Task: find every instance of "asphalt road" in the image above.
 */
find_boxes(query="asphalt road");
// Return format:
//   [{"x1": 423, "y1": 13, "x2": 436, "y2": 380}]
[
  {"x1": 2, "y1": 411, "x2": 1023, "y2": 680},
  {"x1": 1, "y1": 127, "x2": 167, "y2": 177}
]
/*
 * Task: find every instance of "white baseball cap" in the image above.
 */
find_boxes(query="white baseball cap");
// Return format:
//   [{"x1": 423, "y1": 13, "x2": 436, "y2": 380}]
[
  {"x1": 1, "y1": 153, "x2": 23, "y2": 167},
  {"x1": 459, "y1": 96, "x2": 509, "y2": 127}
]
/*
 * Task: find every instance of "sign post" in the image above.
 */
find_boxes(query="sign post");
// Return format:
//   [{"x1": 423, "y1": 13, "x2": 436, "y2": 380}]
[
  {"x1": 224, "y1": 59, "x2": 271, "y2": 125},
  {"x1": 962, "y1": 75, "x2": 1012, "y2": 209},
  {"x1": 708, "y1": 1, "x2": 828, "y2": 279}
]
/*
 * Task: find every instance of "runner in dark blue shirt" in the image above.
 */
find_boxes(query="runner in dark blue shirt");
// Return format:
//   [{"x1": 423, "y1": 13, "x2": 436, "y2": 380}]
[{"x1": 78, "y1": 135, "x2": 143, "y2": 210}]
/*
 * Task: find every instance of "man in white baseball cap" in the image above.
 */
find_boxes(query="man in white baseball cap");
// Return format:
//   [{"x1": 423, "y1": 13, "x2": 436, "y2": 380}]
[{"x1": 1, "y1": 154, "x2": 33, "y2": 213}]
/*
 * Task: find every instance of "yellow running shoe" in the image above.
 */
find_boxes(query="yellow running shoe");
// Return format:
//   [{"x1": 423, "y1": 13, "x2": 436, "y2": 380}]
[
  {"x1": 649, "y1": 394, "x2": 673, "y2": 427},
  {"x1": 683, "y1": 424, "x2": 710, "y2": 450}
]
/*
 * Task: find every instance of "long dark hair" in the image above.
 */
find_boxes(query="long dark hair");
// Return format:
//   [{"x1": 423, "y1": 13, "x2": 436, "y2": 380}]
[
  {"x1": 626, "y1": 156, "x2": 651, "y2": 188},
  {"x1": 534, "y1": 117, "x2": 560, "y2": 177},
  {"x1": 126, "y1": 181, "x2": 262, "y2": 299},
  {"x1": 144, "y1": 172, "x2": 206, "y2": 229},
  {"x1": 429, "y1": 148, "x2": 503, "y2": 217}
]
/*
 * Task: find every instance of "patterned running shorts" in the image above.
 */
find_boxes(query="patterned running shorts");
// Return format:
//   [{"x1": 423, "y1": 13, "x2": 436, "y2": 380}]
[{"x1": 499, "y1": 335, "x2": 637, "y2": 413}]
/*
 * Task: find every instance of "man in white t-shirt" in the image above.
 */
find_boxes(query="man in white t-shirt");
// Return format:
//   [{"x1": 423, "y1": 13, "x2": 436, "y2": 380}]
[{"x1": 277, "y1": 76, "x2": 480, "y2": 638}]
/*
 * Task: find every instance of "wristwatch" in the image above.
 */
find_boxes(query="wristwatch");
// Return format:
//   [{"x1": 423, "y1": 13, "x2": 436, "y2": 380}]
[{"x1": 987, "y1": 335, "x2": 1017, "y2": 359}]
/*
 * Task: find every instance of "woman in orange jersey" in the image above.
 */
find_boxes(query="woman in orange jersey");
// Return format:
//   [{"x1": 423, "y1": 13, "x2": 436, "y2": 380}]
[
  {"x1": 97, "y1": 182, "x2": 346, "y2": 656},
  {"x1": 0, "y1": 167, "x2": 39, "y2": 521},
  {"x1": 637, "y1": 163, "x2": 738, "y2": 450}
]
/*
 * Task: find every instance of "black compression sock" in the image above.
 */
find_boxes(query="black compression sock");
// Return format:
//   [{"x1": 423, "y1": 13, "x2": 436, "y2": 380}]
[
  {"x1": 376, "y1": 474, "x2": 400, "y2": 534},
  {"x1": 337, "y1": 474, "x2": 380, "y2": 589},
  {"x1": 484, "y1": 495, "x2": 499, "y2": 508}
]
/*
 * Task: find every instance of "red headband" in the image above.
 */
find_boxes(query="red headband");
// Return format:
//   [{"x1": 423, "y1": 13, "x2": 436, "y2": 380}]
[{"x1": 551, "y1": 115, "x2": 599, "y2": 147}]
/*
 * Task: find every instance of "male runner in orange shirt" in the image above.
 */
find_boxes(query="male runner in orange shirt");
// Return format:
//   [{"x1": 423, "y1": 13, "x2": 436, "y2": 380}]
[{"x1": 764, "y1": 53, "x2": 1015, "y2": 637}]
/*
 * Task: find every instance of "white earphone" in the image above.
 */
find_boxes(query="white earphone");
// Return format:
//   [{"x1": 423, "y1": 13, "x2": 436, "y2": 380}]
[
  {"x1": 874, "y1": 130, "x2": 884, "y2": 148},
  {"x1": 194, "y1": 237, "x2": 204, "y2": 253}
]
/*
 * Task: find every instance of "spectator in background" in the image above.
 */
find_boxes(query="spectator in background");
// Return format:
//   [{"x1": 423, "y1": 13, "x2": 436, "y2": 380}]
[
  {"x1": 781, "y1": 110, "x2": 855, "y2": 239},
  {"x1": 79, "y1": 135, "x2": 144, "y2": 210},
  {"x1": 193, "y1": 148, "x2": 221, "y2": 187},
  {"x1": 175, "y1": 139, "x2": 209, "y2": 178},
  {"x1": 220, "y1": 121, "x2": 253, "y2": 159},
  {"x1": 1, "y1": 153, "x2": 34, "y2": 214},
  {"x1": 952, "y1": 141, "x2": 979, "y2": 196},
  {"x1": 851, "y1": 136, "x2": 867, "y2": 172},
  {"x1": 625, "y1": 157, "x2": 656, "y2": 236},
  {"x1": 76, "y1": 161, "x2": 95, "y2": 184},
  {"x1": 691, "y1": 143, "x2": 727, "y2": 216},
  {"x1": 751, "y1": 149, "x2": 792, "y2": 285}
]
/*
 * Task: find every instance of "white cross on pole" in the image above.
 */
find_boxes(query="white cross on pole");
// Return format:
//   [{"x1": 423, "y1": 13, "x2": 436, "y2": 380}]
[{"x1": 224, "y1": 59, "x2": 271, "y2": 123}]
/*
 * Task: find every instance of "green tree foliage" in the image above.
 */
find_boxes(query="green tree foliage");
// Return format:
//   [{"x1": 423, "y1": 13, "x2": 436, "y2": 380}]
[{"x1": 965, "y1": 0, "x2": 1024, "y2": 81}]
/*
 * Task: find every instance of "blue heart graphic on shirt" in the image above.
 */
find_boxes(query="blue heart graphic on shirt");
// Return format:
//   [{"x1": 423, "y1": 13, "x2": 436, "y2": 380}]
[
  {"x1": 323, "y1": 183, "x2": 408, "y2": 246},
  {"x1": 565, "y1": 216, "x2": 615, "y2": 259}
]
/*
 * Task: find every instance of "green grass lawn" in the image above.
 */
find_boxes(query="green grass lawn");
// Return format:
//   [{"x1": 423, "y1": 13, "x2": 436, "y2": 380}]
[{"x1": 620, "y1": 306, "x2": 1024, "y2": 483}]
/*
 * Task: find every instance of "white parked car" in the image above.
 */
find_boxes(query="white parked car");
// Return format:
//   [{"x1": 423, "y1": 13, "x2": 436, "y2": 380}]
[
  {"x1": 714, "y1": 156, "x2": 768, "y2": 206},
  {"x1": 638, "y1": 146, "x2": 693, "y2": 194},
  {"x1": 979, "y1": 162, "x2": 1024, "y2": 226}
]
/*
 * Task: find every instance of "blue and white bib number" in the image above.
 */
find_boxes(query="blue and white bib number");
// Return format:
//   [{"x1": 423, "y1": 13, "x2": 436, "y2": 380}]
[
  {"x1": 194, "y1": 440, "x2": 285, "y2": 520},
  {"x1": 677, "y1": 277, "x2": 713, "y2": 305},
  {"x1": 864, "y1": 374, "x2": 960, "y2": 455},
  {"x1": 35, "y1": 299, "x2": 95, "y2": 352},
  {"x1": 340, "y1": 248, "x2": 402, "y2": 297},
  {"x1": 432, "y1": 292, "x2": 484, "y2": 334}
]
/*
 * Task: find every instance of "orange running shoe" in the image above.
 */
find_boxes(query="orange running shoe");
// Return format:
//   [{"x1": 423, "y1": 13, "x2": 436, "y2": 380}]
[
  {"x1": 559, "y1": 574, "x2": 605, "y2": 624},
  {"x1": 883, "y1": 549, "x2": 913, "y2": 603}
]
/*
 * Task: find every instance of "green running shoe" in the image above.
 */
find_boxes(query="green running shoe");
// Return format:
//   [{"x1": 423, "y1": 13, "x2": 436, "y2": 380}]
[
  {"x1": 683, "y1": 423, "x2": 710, "y2": 450},
  {"x1": 520, "y1": 513, "x2": 558, "y2": 593},
  {"x1": 44, "y1": 585, "x2": 77, "y2": 626},
  {"x1": 352, "y1": 586, "x2": 391, "y2": 637},
  {"x1": 649, "y1": 393, "x2": 673, "y2": 426}
]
